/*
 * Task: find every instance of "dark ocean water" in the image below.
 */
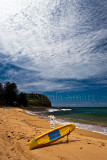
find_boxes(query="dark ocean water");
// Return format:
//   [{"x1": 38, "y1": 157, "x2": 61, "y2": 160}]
[{"x1": 45, "y1": 107, "x2": 107, "y2": 124}]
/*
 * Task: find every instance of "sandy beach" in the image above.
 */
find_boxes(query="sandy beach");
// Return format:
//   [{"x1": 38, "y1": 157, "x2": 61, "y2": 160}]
[{"x1": 0, "y1": 107, "x2": 107, "y2": 160}]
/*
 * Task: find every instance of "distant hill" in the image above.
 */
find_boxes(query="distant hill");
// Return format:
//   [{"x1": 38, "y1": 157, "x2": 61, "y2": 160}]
[
  {"x1": 27, "y1": 93, "x2": 51, "y2": 108},
  {"x1": 0, "y1": 82, "x2": 52, "y2": 108}
]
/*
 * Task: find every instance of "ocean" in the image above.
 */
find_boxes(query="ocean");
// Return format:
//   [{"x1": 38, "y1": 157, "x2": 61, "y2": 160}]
[{"x1": 25, "y1": 107, "x2": 107, "y2": 135}]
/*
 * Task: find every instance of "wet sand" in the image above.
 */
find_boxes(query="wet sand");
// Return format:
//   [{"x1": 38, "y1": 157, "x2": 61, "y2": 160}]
[{"x1": 0, "y1": 107, "x2": 107, "y2": 160}]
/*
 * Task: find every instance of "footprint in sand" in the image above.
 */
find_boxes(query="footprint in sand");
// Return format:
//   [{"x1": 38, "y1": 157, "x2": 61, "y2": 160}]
[
  {"x1": 87, "y1": 142, "x2": 91, "y2": 144},
  {"x1": 101, "y1": 143, "x2": 105, "y2": 146}
]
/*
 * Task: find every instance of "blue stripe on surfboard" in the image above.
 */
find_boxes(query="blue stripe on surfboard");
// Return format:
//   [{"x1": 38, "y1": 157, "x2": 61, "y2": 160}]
[{"x1": 48, "y1": 129, "x2": 61, "y2": 141}]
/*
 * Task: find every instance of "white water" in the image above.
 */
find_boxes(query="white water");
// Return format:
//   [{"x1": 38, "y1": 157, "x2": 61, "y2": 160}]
[
  {"x1": 24, "y1": 110, "x2": 107, "y2": 135},
  {"x1": 47, "y1": 108, "x2": 72, "y2": 112}
]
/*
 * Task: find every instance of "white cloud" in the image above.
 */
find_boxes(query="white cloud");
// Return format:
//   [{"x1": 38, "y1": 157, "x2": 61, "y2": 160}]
[
  {"x1": 19, "y1": 80, "x2": 66, "y2": 92},
  {"x1": 0, "y1": 0, "x2": 107, "y2": 91},
  {"x1": 0, "y1": 0, "x2": 30, "y2": 20}
]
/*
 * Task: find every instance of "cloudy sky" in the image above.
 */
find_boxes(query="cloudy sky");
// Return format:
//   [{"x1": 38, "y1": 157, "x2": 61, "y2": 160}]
[{"x1": 0, "y1": 0, "x2": 107, "y2": 106}]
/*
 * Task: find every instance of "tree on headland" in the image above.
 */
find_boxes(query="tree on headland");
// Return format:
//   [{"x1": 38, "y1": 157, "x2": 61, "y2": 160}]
[
  {"x1": 17, "y1": 92, "x2": 28, "y2": 107},
  {"x1": 4, "y1": 82, "x2": 18, "y2": 105},
  {"x1": 0, "y1": 83, "x2": 4, "y2": 105}
]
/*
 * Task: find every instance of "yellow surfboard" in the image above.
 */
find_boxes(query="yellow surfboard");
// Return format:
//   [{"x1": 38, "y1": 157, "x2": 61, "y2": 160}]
[{"x1": 29, "y1": 123, "x2": 75, "y2": 150}]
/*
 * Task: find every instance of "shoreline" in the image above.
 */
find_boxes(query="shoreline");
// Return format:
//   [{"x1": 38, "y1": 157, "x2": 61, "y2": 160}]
[
  {"x1": 24, "y1": 109, "x2": 107, "y2": 135},
  {"x1": 0, "y1": 107, "x2": 107, "y2": 160}
]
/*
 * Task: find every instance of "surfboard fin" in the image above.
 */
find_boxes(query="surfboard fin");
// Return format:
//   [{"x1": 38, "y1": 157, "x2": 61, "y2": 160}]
[{"x1": 67, "y1": 130, "x2": 70, "y2": 143}]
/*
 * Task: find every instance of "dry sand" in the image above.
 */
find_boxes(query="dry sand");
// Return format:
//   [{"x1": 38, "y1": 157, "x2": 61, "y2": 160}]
[{"x1": 0, "y1": 107, "x2": 107, "y2": 160}]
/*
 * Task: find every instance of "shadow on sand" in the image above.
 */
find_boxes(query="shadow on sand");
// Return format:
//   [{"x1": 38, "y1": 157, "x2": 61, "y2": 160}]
[{"x1": 33, "y1": 139, "x2": 80, "y2": 150}]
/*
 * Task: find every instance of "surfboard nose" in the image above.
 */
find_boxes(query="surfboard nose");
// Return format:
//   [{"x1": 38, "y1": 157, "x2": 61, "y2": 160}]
[{"x1": 29, "y1": 139, "x2": 38, "y2": 150}]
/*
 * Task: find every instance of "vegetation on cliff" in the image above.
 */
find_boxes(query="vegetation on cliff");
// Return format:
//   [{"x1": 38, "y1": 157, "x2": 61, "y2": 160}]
[{"x1": 0, "y1": 82, "x2": 51, "y2": 108}]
